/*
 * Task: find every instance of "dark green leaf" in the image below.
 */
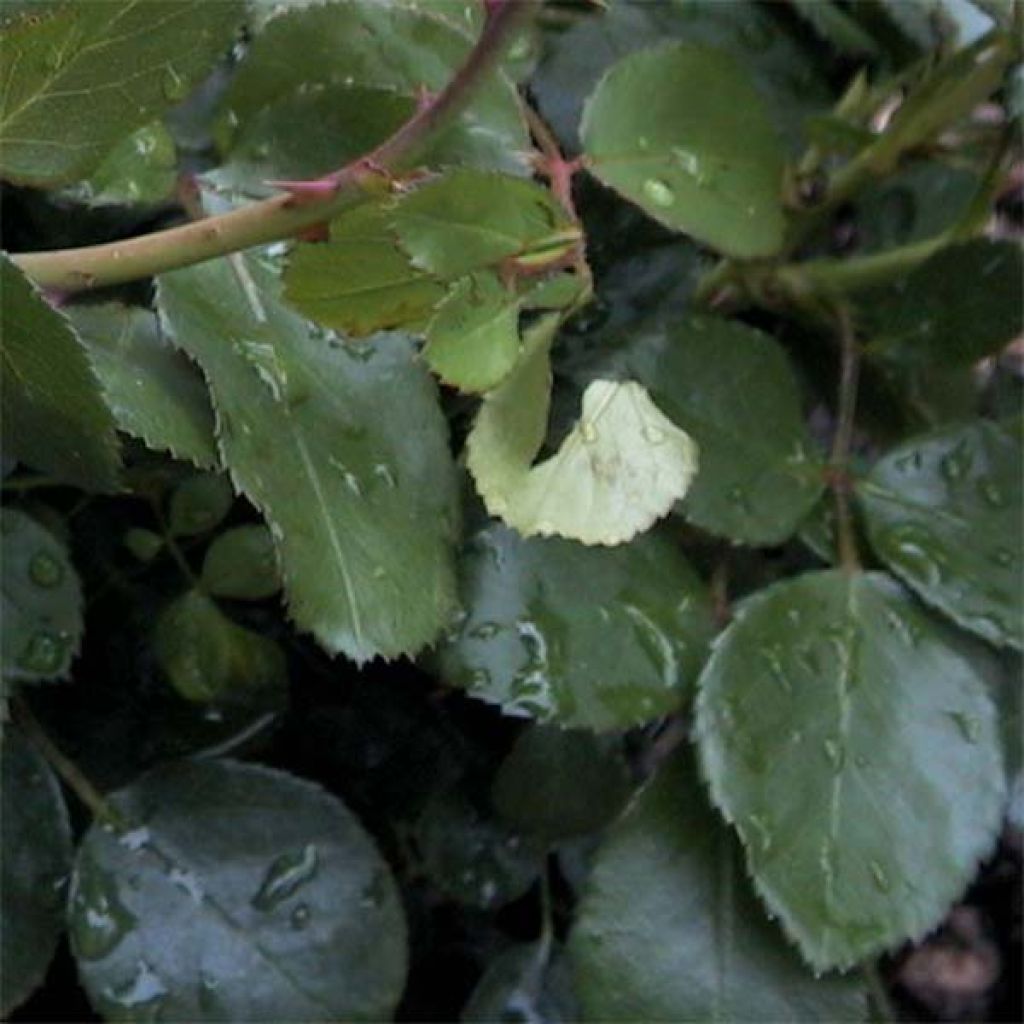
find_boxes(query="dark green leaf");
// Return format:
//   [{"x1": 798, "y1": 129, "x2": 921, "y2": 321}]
[
  {"x1": 391, "y1": 170, "x2": 579, "y2": 280},
  {"x1": 1, "y1": 729, "x2": 73, "y2": 1016},
  {"x1": 591, "y1": 315, "x2": 824, "y2": 545},
  {"x1": 0, "y1": 1, "x2": 243, "y2": 185},
  {"x1": 861, "y1": 241, "x2": 1023, "y2": 366},
  {"x1": 436, "y1": 523, "x2": 715, "y2": 731},
  {"x1": 581, "y1": 43, "x2": 786, "y2": 258},
  {"x1": 201, "y1": 525, "x2": 280, "y2": 601},
  {"x1": 466, "y1": 316, "x2": 699, "y2": 546},
  {"x1": 75, "y1": 122, "x2": 178, "y2": 206},
  {"x1": 492, "y1": 727, "x2": 634, "y2": 840},
  {"x1": 68, "y1": 304, "x2": 218, "y2": 469},
  {"x1": 167, "y1": 472, "x2": 234, "y2": 538},
  {"x1": 569, "y1": 749, "x2": 865, "y2": 1021},
  {"x1": 0, "y1": 507, "x2": 82, "y2": 684},
  {"x1": 123, "y1": 527, "x2": 163, "y2": 564},
  {"x1": 153, "y1": 590, "x2": 287, "y2": 704},
  {"x1": 857, "y1": 419, "x2": 1022, "y2": 650},
  {"x1": 284, "y1": 201, "x2": 446, "y2": 338},
  {"x1": 68, "y1": 759, "x2": 408, "y2": 1022},
  {"x1": 696, "y1": 570, "x2": 1006, "y2": 970},
  {"x1": 424, "y1": 272, "x2": 523, "y2": 393},
  {"x1": 158, "y1": 256, "x2": 460, "y2": 662},
  {"x1": 1, "y1": 255, "x2": 121, "y2": 491}
]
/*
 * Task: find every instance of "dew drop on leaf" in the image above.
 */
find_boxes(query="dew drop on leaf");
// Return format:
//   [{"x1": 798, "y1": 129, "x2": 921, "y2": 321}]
[
  {"x1": 642, "y1": 178, "x2": 676, "y2": 207},
  {"x1": 868, "y1": 860, "x2": 891, "y2": 893},
  {"x1": 290, "y1": 903, "x2": 311, "y2": 930},
  {"x1": 251, "y1": 843, "x2": 319, "y2": 911},
  {"x1": 18, "y1": 632, "x2": 65, "y2": 674},
  {"x1": 161, "y1": 66, "x2": 188, "y2": 102},
  {"x1": 28, "y1": 551, "x2": 64, "y2": 587}
]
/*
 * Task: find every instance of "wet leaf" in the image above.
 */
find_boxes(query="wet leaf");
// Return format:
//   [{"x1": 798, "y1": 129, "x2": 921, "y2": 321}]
[
  {"x1": 153, "y1": 590, "x2": 287, "y2": 705},
  {"x1": 167, "y1": 473, "x2": 234, "y2": 538},
  {"x1": 568, "y1": 750, "x2": 866, "y2": 1020},
  {"x1": 492, "y1": 727, "x2": 635, "y2": 840},
  {"x1": 201, "y1": 525, "x2": 280, "y2": 601},
  {"x1": 75, "y1": 122, "x2": 178, "y2": 206},
  {"x1": 435, "y1": 522, "x2": 714, "y2": 731},
  {"x1": 68, "y1": 304, "x2": 218, "y2": 469},
  {"x1": 0, "y1": 507, "x2": 83, "y2": 685},
  {"x1": 68, "y1": 759, "x2": 408, "y2": 1022},
  {"x1": 696, "y1": 570, "x2": 1006, "y2": 970},
  {"x1": 1, "y1": 255, "x2": 121, "y2": 491},
  {"x1": 1, "y1": 730, "x2": 73, "y2": 1016},
  {"x1": 857, "y1": 419, "x2": 1022, "y2": 650},
  {"x1": 466, "y1": 316, "x2": 699, "y2": 546},
  {"x1": 0, "y1": 1, "x2": 243, "y2": 185},
  {"x1": 158, "y1": 256, "x2": 459, "y2": 662},
  {"x1": 581, "y1": 43, "x2": 786, "y2": 258}
]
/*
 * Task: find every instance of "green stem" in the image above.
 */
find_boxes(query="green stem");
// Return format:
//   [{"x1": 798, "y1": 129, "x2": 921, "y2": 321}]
[
  {"x1": 9, "y1": 0, "x2": 532, "y2": 293},
  {"x1": 11, "y1": 696, "x2": 126, "y2": 829},
  {"x1": 830, "y1": 305, "x2": 861, "y2": 574}
]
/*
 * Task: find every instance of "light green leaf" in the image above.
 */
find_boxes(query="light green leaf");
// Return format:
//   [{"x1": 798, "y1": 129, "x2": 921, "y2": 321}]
[
  {"x1": 862, "y1": 241, "x2": 1024, "y2": 366},
  {"x1": 568, "y1": 750, "x2": 866, "y2": 1021},
  {"x1": 0, "y1": 1, "x2": 243, "y2": 185},
  {"x1": 201, "y1": 525, "x2": 280, "y2": 601},
  {"x1": 467, "y1": 317, "x2": 698, "y2": 546},
  {"x1": 158, "y1": 256, "x2": 459, "y2": 662},
  {"x1": 589, "y1": 315, "x2": 824, "y2": 545},
  {"x1": 167, "y1": 473, "x2": 234, "y2": 538},
  {"x1": 391, "y1": 170, "x2": 580, "y2": 280},
  {"x1": 68, "y1": 759, "x2": 408, "y2": 1022},
  {"x1": 284, "y1": 201, "x2": 446, "y2": 338},
  {"x1": 435, "y1": 522, "x2": 714, "y2": 731},
  {"x1": 68, "y1": 304, "x2": 218, "y2": 469},
  {"x1": 153, "y1": 589, "x2": 286, "y2": 705},
  {"x1": 580, "y1": 43, "x2": 787, "y2": 258},
  {"x1": 1, "y1": 255, "x2": 121, "y2": 491},
  {"x1": 1, "y1": 730, "x2": 73, "y2": 1016},
  {"x1": 696, "y1": 570, "x2": 1006, "y2": 971},
  {"x1": 857, "y1": 419, "x2": 1022, "y2": 650},
  {"x1": 0, "y1": 507, "x2": 83, "y2": 685},
  {"x1": 424, "y1": 273, "x2": 523, "y2": 393},
  {"x1": 492, "y1": 727, "x2": 635, "y2": 840},
  {"x1": 75, "y1": 122, "x2": 178, "y2": 206},
  {"x1": 215, "y1": 0, "x2": 529, "y2": 193}
]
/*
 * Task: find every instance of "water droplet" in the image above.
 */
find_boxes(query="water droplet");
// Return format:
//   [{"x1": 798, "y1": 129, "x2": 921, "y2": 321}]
[
  {"x1": 642, "y1": 178, "x2": 676, "y2": 207},
  {"x1": 28, "y1": 550, "x2": 64, "y2": 587},
  {"x1": 580, "y1": 420, "x2": 598, "y2": 444},
  {"x1": 823, "y1": 737, "x2": 845, "y2": 772},
  {"x1": 18, "y1": 632, "x2": 66, "y2": 675},
  {"x1": 946, "y1": 710, "x2": 981, "y2": 744},
  {"x1": 883, "y1": 527, "x2": 943, "y2": 586},
  {"x1": 43, "y1": 46, "x2": 63, "y2": 71},
  {"x1": 637, "y1": 135, "x2": 650, "y2": 150},
  {"x1": 470, "y1": 621, "x2": 500, "y2": 640},
  {"x1": 70, "y1": 869, "x2": 136, "y2": 960},
  {"x1": 162, "y1": 66, "x2": 188, "y2": 101},
  {"x1": 251, "y1": 843, "x2": 319, "y2": 911},
  {"x1": 992, "y1": 548, "x2": 1014, "y2": 567},
  {"x1": 868, "y1": 859, "x2": 891, "y2": 892},
  {"x1": 290, "y1": 903, "x2": 311, "y2": 929},
  {"x1": 372, "y1": 462, "x2": 397, "y2": 488},
  {"x1": 883, "y1": 607, "x2": 921, "y2": 647},
  {"x1": 104, "y1": 959, "x2": 168, "y2": 1014},
  {"x1": 239, "y1": 340, "x2": 288, "y2": 402},
  {"x1": 760, "y1": 646, "x2": 791, "y2": 693},
  {"x1": 372, "y1": 565, "x2": 387, "y2": 580},
  {"x1": 118, "y1": 827, "x2": 151, "y2": 852},
  {"x1": 508, "y1": 35, "x2": 531, "y2": 60},
  {"x1": 168, "y1": 867, "x2": 203, "y2": 903},
  {"x1": 642, "y1": 424, "x2": 666, "y2": 445},
  {"x1": 469, "y1": 667, "x2": 491, "y2": 687},
  {"x1": 940, "y1": 445, "x2": 972, "y2": 483},
  {"x1": 624, "y1": 605, "x2": 677, "y2": 688},
  {"x1": 747, "y1": 813, "x2": 773, "y2": 855}
]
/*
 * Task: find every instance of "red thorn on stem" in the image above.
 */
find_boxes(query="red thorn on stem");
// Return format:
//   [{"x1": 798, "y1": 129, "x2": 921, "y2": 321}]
[
  {"x1": 267, "y1": 177, "x2": 341, "y2": 204},
  {"x1": 414, "y1": 84, "x2": 435, "y2": 114}
]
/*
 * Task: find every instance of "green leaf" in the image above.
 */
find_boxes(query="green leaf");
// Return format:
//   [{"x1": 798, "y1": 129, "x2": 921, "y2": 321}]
[
  {"x1": 123, "y1": 527, "x2": 164, "y2": 564},
  {"x1": 153, "y1": 590, "x2": 287, "y2": 704},
  {"x1": 284, "y1": 201, "x2": 446, "y2": 338},
  {"x1": 68, "y1": 304, "x2": 218, "y2": 469},
  {"x1": 861, "y1": 241, "x2": 1024, "y2": 366},
  {"x1": 157, "y1": 256, "x2": 459, "y2": 662},
  {"x1": 462, "y1": 943, "x2": 578, "y2": 1023},
  {"x1": 74, "y1": 122, "x2": 178, "y2": 206},
  {"x1": 1, "y1": 255, "x2": 121, "y2": 491},
  {"x1": 167, "y1": 473, "x2": 234, "y2": 538},
  {"x1": 414, "y1": 787, "x2": 545, "y2": 910},
  {"x1": 857, "y1": 419, "x2": 1022, "y2": 650},
  {"x1": 492, "y1": 727, "x2": 635, "y2": 840},
  {"x1": 68, "y1": 759, "x2": 408, "y2": 1022},
  {"x1": 435, "y1": 523, "x2": 715, "y2": 731},
  {"x1": 466, "y1": 317, "x2": 699, "y2": 546},
  {"x1": 201, "y1": 525, "x2": 280, "y2": 601},
  {"x1": 568, "y1": 750, "x2": 866, "y2": 1021},
  {"x1": 215, "y1": 0, "x2": 529, "y2": 193},
  {"x1": 1, "y1": 729, "x2": 73, "y2": 1016},
  {"x1": 0, "y1": 1, "x2": 243, "y2": 186},
  {"x1": 580, "y1": 43, "x2": 787, "y2": 258},
  {"x1": 0, "y1": 507, "x2": 83, "y2": 685},
  {"x1": 585, "y1": 315, "x2": 823, "y2": 545},
  {"x1": 695, "y1": 570, "x2": 1006, "y2": 971},
  {"x1": 390, "y1": 171, "x2": 579, "y2": 280},
  {"x1": 424, "y1": 272, "x2": 523, "y2": 393}
]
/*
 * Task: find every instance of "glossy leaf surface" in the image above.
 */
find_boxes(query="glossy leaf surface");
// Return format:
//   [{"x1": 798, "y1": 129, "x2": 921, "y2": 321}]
[
  {"x1": 696, "y1": 571, "x2": 1006, "y2": 970},
  {"x1": 68, "y1": 760, "x2": 407, "y2": 1022},
  {"x1": 436, "y1": 523, "x2": 714, "y2": 731}
]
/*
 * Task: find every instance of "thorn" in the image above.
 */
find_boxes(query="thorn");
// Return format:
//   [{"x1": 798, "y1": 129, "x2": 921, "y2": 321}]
[
  {"x1": 414, "y1": 84, "x2": 435, "y2": 114},
  {"x1": 267, "y1": 177, "x2": 341, "y2": 204}
]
